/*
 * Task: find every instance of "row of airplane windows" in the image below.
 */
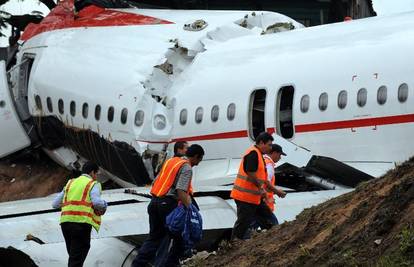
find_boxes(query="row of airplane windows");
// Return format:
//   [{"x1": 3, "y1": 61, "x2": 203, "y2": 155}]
[
  {"x1": 179, "y1": 103, "x2": 236, "y2": 125},
  {"x1": 33, "y1": 96, "x2": 147, "y2": 126},
  {"x1": 300, "y1": 83, "x2": 409, "y2": 113},
  {"x1": 33, "y1": 96, "x2": 237, "y2": 128}
]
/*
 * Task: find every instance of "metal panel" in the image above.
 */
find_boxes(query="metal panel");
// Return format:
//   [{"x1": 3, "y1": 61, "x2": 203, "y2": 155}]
[{"x1": 0, "y1": 61, "x2": 30, "y2": 157}]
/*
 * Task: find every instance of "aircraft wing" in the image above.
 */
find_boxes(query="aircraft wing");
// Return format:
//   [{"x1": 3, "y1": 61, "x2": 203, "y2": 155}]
[{"x1": 0, "y1": 186, "x2": 350, "y2": 266}]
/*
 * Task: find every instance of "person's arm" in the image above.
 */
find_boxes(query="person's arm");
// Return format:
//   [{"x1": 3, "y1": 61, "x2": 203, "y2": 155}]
[
  {"x1": 263, "y1": 180, "x2": 286, "y2": 198},
  {"x1": 244, "y1": 151, "x2": 265, "y2": 195},
  {"x1": 266, "y1": 162, "x2": 274, "y2": 183},
  {"x1": 175, "y1": 164, "x2": 192, "y2": 208},
  {"x1": 90, "y1": 183, "x2": 107, "y2": 212},
  {"x1": 52, "y1": 191, "x2": 64, "y2": 209},
  {"x1": 177, "y1": 189, "x2": 191, "y2": 208}
]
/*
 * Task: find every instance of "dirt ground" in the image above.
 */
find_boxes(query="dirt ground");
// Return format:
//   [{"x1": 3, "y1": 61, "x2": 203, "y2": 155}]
[
  {"x1": 0, "y1": 152, "x2": 70, "y2": 202},
  {"x1": 190, "y1": 158, "x2": 414, "y2": 267}
]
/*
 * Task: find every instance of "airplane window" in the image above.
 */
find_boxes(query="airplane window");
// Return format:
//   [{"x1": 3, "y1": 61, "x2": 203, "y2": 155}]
[
  {"x1": 357, "y1": 88, "x2": 367, "y2": 107},
  {"x1": 337, "y1": 90, "x2": 347, "y2": 109},
  {"x1": 34, "y1": 95, "x2": 42, "y2": 110},
  {"x1": 82, "y1": 103, "x2": 88, "y2": 119},
  {"x1": 95, "y1": 105, "x2": 101, "y2": 120},
  {"x1": 398, "y1": 83, "x2": 409, "y2": 103},
  {"x1": 319, "y1": 92, "x2": 328, "y2": 111},
  {"x1": 0, "y1": 100, "x2": 5, "y2": 108},
  {"x1": 46, "y1": 97, "x2": 53, "y2": 112},
  {"x1": 300, "y1": 95, "x2": 309, "y2": 113},
  {"x1": 195, "y1": 107, "x2": 203, "y2": 124},
  {"x1": 135, "y1": 110, "x2": 144, "y2": 126},
  {"x1": 179, "y1": 109, "x2": 187, "y2": 125},
  {"x1": 211, "y1": 105, "x2": 219, "y2": 122},
  {"x1": 377, "y1": 86, "x2": 387, "y2": 105},
  {"x1": 154, "y1": 114, "x2": 166, "y2": 130},
  {"x1": 70, "y1": 101, "x2": 76, "y2": 116},
  {"x1": 121, "y1": 108, "x2": 128, "y2": 124},
  {"x1": 227, "y1": 103, "x2": 236, "y2": 120},
  {"x1": 58, "y1": 99, "x2": 64, "y2": 114},
  {"x1": 108, "y1": 106, "x2": 114, "y2": 122}
]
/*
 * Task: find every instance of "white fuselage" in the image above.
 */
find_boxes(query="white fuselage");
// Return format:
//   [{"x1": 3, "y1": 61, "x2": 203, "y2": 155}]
[{"x1": 14, "y1": 9, "x2": 414, "y2": 180}]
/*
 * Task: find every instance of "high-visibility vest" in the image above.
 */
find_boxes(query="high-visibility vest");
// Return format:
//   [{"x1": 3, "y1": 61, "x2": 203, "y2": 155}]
[
  {"x1": 230, "y1": 146, "x2": 267, "y2": 205},
  {"x1": 150, "y1": 157, "x2": 190, "y2": 197},
  {"x1": 264, "y1": 156, "x2": 276, "y2": 211},
  {"x1": 60, "y1": 175, "x2": 102, "y2": 232}
]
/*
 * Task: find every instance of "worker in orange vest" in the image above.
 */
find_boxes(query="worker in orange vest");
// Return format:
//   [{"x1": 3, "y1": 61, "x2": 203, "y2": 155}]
[
  {"x1": 230, "y1": 132, "x2": 275, "y2": 240},
  {"x1": 262, "y1": 144, "x2": 287, "y2": 225},
  {"x1": 132, "y1": 144, "x2": 204, "y2": 267}
]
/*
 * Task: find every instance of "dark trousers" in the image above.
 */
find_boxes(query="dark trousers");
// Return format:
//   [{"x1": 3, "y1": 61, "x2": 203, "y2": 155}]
[
  {"x1": 132, "y1": 196, "x2": 184, "y2": 267},
  {"x1": 231, "y1": 199, "x2": 274, "y2": 240},
  {"x1": 61, "y1": 222, "x2": 92, "y2": 267}
]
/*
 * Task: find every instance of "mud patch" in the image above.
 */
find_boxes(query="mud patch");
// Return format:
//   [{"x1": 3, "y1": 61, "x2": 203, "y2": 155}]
[{"x1": 0, "y1": 151, "x2": 70, "y2": 202}]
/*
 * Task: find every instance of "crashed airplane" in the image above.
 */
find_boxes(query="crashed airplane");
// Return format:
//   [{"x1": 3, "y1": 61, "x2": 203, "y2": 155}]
[{"x1": 0, "y1": 0, "x2": 414, "y2": 265}]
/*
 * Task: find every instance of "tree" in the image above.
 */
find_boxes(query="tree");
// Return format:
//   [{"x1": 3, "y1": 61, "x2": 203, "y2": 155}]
[{"x1": 0, "y1": 0, "x2": 55, "y2": 39}]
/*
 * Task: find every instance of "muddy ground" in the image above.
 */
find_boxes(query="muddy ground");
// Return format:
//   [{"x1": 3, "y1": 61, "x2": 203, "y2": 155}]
[
  {"x1": 0, "y1": 152, "x2": 70, "y2": 202},
  {"x1": 189, "y1": 158, "x2": 414, "y2": 267}
]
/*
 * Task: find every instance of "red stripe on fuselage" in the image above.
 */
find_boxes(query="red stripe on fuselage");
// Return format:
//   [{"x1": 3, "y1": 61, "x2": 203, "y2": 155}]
[
  {"x1": 172, "y1": 130, "x2": 249, "y2": 142},
  {"x1": 168, "y1": 113, "x2": 414, "y2": 143},
  {"x1": 21, "y1": 1, "x2": 173, "y2": 41},
  {"x1": 295, "y1": 113, "x2": 414, "y2": 133}
]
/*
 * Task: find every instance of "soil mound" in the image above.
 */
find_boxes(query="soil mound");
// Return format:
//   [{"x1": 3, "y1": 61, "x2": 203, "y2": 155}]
[{"x1": 197, "y1": 158, "x2": 414, "y2": 267}]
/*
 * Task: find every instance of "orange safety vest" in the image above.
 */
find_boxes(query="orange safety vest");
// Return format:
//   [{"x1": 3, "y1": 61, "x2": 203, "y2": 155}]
[
  {"x1": 264, "y1": 156, "x2": 276, "y2": 211},
  {"x1": 230, "y1": 146, "x2": 267, "y2": 205},
  {"x1": 150, "y1": 157, "x2": 190, "y2": 197}
]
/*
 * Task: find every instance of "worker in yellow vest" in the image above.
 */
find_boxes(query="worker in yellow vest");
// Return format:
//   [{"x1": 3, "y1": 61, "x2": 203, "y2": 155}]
[
  {"x1": 52, "y1": 162, "x2": 107, "y2": 267},
  {"x1": 132, "y1": 144, "x2": 204, "y2": 267},
  {"x1": 262, "y1": 144, "x2": 287, "y2": 225},
  {"x1": 230, "y1": 132, "x2": 275, "y2": 240}
]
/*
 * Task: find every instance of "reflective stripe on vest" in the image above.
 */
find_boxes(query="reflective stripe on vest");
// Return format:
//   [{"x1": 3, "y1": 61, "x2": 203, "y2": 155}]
[
  {"x1": 60, "y1": 175, "x2": 102, "y2": 232},
  {"x1": 230, "y1": 146, "x2": 267, "y2": 205},
  {"x1": 264, "y1": 156, "x2": 276, "y2": 211},
  {"x1": 150, "y1": 157, "x2": 189, "y2": 197}
]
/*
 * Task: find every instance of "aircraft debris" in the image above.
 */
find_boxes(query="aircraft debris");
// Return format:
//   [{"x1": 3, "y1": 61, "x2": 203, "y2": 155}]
[
  {"x1": 261, "y1": 22, "x2": 295, "y2": 34},
  {"x1": 184, "y1": 19, "x2": 208, "y2": 31},
  {"x1": 25, "y1": 234, "x2": 45, "y2": 245}
]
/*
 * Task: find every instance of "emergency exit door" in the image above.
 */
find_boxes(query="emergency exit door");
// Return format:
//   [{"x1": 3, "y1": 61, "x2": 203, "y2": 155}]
[
  {"x1": 0, "y1": 61, "x2": 30, "y2": 157},
  {"x1": 276, "y1": 85, "x2": 294, "y2": 139},
  {"x1": 248, "y1": 89, "x2": 266, "y2": 140}
]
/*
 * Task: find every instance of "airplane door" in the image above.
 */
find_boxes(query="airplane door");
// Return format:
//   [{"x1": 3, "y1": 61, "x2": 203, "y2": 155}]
[
  {"x1": 248, "y1": 88, "x2": 267, "y2": 140},
  {"x1": 276, "y1": 85, "x2": 294, "y2": 139},
  {"x1": 0, "y1": 61, "x2": 30, "y2": 157}
]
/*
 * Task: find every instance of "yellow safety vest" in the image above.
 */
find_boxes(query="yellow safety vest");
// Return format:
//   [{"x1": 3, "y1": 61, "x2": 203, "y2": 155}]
[{"x1": 60, "y1": 175, "x2": 102, "y2": 232}]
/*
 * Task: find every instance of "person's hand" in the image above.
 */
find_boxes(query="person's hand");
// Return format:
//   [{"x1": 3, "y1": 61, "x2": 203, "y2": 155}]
[
  {"x1": 260, "y1": 188, "x2": 267, "y2": 198},
  {"x1": 94, "y1": 208, "x2": 106, "y2": 216},
  {"x1": 277, "y1": 190, "x2": 286, "y2": 198}
]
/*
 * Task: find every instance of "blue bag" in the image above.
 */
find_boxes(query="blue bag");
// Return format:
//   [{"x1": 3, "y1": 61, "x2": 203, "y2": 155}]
[{"x1": 166, "y1": 203, "x2": 203, "y2": 249}]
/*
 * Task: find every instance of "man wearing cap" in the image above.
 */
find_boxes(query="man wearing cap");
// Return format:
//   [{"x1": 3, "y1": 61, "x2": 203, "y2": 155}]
[{"x1": 262, "y1": 144, "x2": 287, "y2": 225}]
